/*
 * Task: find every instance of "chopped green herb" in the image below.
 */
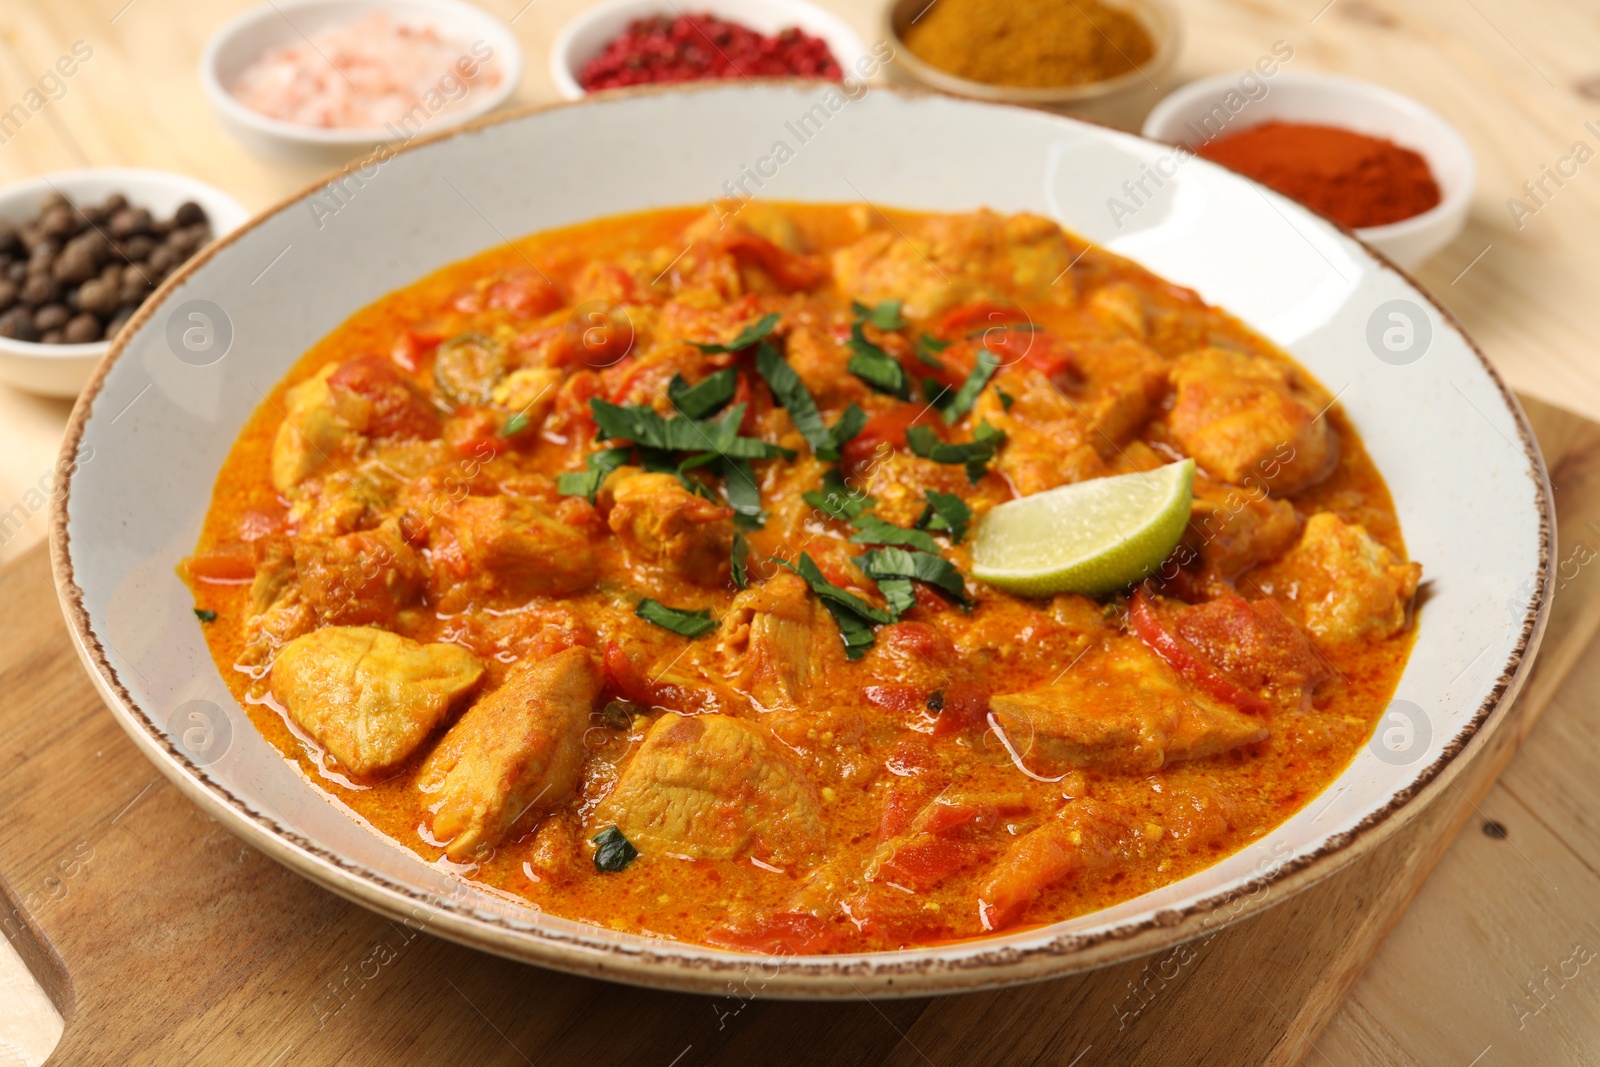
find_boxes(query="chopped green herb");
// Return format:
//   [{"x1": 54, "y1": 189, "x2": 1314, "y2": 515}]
[
  {"x1": 851, "y1": 299, "x2": 908, "y2": 331},
  {"x1": 849, "y1": 514, "x2": 941, "y2": 553},
  {"x1": 501, "y1": 412, "x2": 530, "y2": 437},
  {"x1": 846, "y1": 322, "x2": 910, "y2": 400},
  {"x1": 590, "y1": 399, "x2": 792, "y2": 461},
  {"x1": 857, "y1": 546, "x2": 974, "y2": 608},
  {"x1": 667, "y1": 368, "x2": 738, "y2": 420},
  {"x1": 720, "y1": 455, "x2": 766, "y2": 530},
  {"x1": 193, "y1": 607, "x2": 217, "y2": 623},
  {"x1": 775, "y1": 552, "x2": 892, "y2": 660},
  {"x1": 755, "y1": 341, "x2": 831, "y2": 454},
  {"x1": 997, "y1": 388, "x2": 1015, "y2": 412},
  {"x1": 821, "y1": 404, "x2": 868, "y2": 462},
  {"x1": 592, "y1": 826, "x2": 639, "y2": 872},
  {"x1": 922, "y1": 376, "x2": 949, "y2": 408},
  {"x1": 635, "y1": 598, "x2": 719, "y2": 638},
  {"x1": 731, "y1": 531, "x2": 750, "y2": 590},
  {"x1": 935, "y1": 349, "x2": 1001, "y2": 425},
  {"x1": 599, "y1": 700, "x2": 638, "y2": 730},
  {"x1": 692, "y1": 312, "x2": 781, "y2": 353},
  {"x1": 906, "y1": 421, "x2": 1006, "y2": 484},
  {"x1": 875, "y1": 576, "x2": 917, "y2": 618},
  {"x1": 556, "y1": 447, "x2": 631, "y2": 504},
  {"x1": 802, "y1": 468, "x2": 873, "y2": 522},
  {"x1": 915, "y1": 489, "x2": 973, "y2": 544},
  {"x1": 915, "y1": 334, "x2": 951, "y2": 368}
]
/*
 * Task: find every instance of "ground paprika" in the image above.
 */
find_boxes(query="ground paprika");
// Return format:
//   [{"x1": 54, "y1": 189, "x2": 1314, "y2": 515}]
[{"x1": 1196, "y1": 120, "x2": 1442, "y2": 229}]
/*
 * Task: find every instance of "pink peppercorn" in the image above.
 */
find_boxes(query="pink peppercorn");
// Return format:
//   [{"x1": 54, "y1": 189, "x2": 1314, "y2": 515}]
[{"x1": 578, "y1": 14, "x2": 843, "y2": 91}]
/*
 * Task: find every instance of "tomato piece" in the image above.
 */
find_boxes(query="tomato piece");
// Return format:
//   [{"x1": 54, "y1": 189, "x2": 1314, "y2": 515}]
[
  {"x1": 863, "y1": 684, "x2": 926, "y2": 715},
  {"x1": 719, "y1": 232, "x2": 826, "y2": 290},
  {"x1": 840, "y1": 406, "x2": 939, "y2": 468},
  {"x1": 443, "y1": 408, "x2": 512, "y2": 459},
  {"x1": 935, "y1": 301, "x2": 1028, "y2": 337},
  {"x1": 486, "y1": 271, "x2": 562, "y2": 318},
  {"x1": 929, "y1": 681, "x2": 991, "y2": 737},
  {"x1": 879, "y1": 621, "x2": 956, "y2": 665},
  {"x1": 566, "y1": 302, "x2": 636, "y2": 368},
  {"x1": 184, "y1": 550, "x2": 254, "y2": 585},
  {"x1": 329, "y1": 356, "x2": 441, "y2": 440},
  {"x1": 389, "y1": 331, "x2": 441, "y2": 372},
  {"x1": 1130, "y1": 588, "x2": 1270, "y2": 715},
  {"x1": 237, "y1": 507, "x2": 285, "y2": 542},
  {"x1": 878, "y1": 838, "x2": 968, "y2": 889}
]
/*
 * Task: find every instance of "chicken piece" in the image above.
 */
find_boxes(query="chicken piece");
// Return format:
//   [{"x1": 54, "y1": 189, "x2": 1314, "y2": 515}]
[
  {"x1": 1167, "y1": 347, "x2": 1337, "y2": 494},
  {"x1": 719, "y1": 571, "x2": 840, "y2": 710},
  {"x1": 490, "y1": 366, "x2": 564, "y2": 426},
  {"x1": 683, "y1": 201, "x2": 807, "y2": 253},
  {"x1": 596, "y1": 713, "x2": 824, "y2": 867},
  {"x1": 989, "y1": 638, "x2": 1268, "y2": 776},
  {"x1": 977, "y1": 798, "x2": 1138, "y2": 931},
  {"x1": 1070, "y1": 339, "x2": 1169, "y2": 450},
  {"x1": 834, "y1": 210, "x2": 1075, "y2": 320},
  {"x1": 270, "y1": 626, "x2": 484, "y2": 776},
  {"x1": 1186, "y1": 476, "x2": 1302, "y2": 583},
  {"x1": 418, "y1": 647, "x2": 603, "y2": 861},
  {"x1": 428, "y1": 494, "x2": 597, "y2": 609},
  {"x1": 293, "y1": 519, "x2": 426, "y2": 627},
  {"x1": 972, "y1": 368, "x2": 1108, "y2": 496},
  {"x1": 784, "y1": 322, "x2": 869, "y2": 409},
  {"x1": 1087, "y1": 281, "x2": 1147, "y2": 338},
  {"x1": 271, "y1": 365, "x2": 362, "y2": 494},
  {"x1": 1267, "y1": 512, "x2": 1422, "y2": 643},
  {"x1": 600, "y1": 467, "x2": 735, "y2": 583}
]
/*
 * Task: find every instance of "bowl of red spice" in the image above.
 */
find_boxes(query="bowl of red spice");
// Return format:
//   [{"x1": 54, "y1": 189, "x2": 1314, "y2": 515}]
[
  {"x1": 550, "y1": 0, "x2": 871, "y2": 100},
  {"x1": 884, "y1": 0, "x2": 1180, "y2": 131},
  {"x1": 1143, "y1": 72, "x2": 1475, "y2": 269}
]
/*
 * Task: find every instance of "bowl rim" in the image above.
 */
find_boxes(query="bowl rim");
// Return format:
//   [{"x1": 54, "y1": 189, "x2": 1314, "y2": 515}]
[
  {"x1": 48, "y1": 80, "x2": 1554, "y2": 997},
  {"x1": 547, "y1": 0, "x2": 871, "y2": 101},
  {"x1": 1140, "y1": 70, "x2": 1478, "y2": 241},
  {"x1": 0, "y1": 166, "x2": 250, "y2": 364},
  {"x1": 882, "y1": 0, "x2": 1181, "y2": 105},
  {"x1": 198, "y1": 0, "x2": 525, "y2": 147}
]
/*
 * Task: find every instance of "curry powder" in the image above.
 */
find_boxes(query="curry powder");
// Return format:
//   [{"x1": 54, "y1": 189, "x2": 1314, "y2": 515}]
[{"x1": 902, "y1": 0, "x2": 1155, "y2": 89}]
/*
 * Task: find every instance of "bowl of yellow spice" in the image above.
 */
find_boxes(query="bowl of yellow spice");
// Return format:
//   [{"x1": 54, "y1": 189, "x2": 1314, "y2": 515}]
[{"x1": 887, "y1": 0, "x2": 1178, "y2": 130}]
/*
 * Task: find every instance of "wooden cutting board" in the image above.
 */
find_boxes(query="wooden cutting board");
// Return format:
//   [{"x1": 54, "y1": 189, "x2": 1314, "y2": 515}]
[{"x1": 4, "y1": 394, "x2": 1598, "y2": 1067}]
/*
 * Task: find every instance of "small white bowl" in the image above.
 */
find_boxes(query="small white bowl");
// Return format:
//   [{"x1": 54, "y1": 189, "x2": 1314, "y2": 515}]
[
  {"x1": 1143, "y1": 72, "x2": 1475, "y2": 269},
  {"x1": 549, "y1": 0, "x2": 870, "y2": 101},
  {"x1": 0, "y1": 169, "x2": 249, "y2": 399},
  {"x1": 201, "y1": 0, "x2": 523, "y2": 165}
]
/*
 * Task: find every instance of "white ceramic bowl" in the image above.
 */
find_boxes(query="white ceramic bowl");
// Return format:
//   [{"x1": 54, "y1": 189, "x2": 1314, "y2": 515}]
[
  {"x1": 51, "y1": 85, "x2": 1550, "y2": 998},
  {"x1": 549, "y1": 0, "x2": 870, "y2": 100},
  {"x1": 0, "y1": 169, "x2": 248, "y2": 399},
  {"x1": 1143, "y1": 72, "x2": 1476, "y2": 269},
  {"x1": 884, "y1": 0, "x2": 1181, "y2": 132},
  {"x1": 200, "y1": 0, "x2": 523, "y2": 165}
]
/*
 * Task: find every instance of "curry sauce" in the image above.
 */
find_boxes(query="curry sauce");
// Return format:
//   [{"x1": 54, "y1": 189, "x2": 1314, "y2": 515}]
[{"x1": 186, "y1": 203, "x2": 1418, "y2": 953}]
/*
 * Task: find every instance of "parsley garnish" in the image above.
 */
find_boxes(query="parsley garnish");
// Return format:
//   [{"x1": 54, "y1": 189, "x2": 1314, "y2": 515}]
[
  {"x1": 775, "y1": 552, "x2": 892, "y2": 660},
  {"x1": 915, "y1": 490, "x2": 972, "y2": 544},
  {"x1": 915, "y1": 334, "x2": 951, "y2": 369},
  {"x1": 719, "y1": 455, "x2": 766, "y2": 529},
  {"x1": 692, "y1": 313, "x2": 781, "y2": 353},
  {"x1": 667, "y1": 368, "x2": 738, "y2": 419},
  {"x1": 856, "y1": 546, "x2": 974, "y2": 608},
  {"x1": 997, "y1": 388, "x2": 1015, "y2": 412},
  {"x1": 731, "y1": 531, "x2": 750, "y2": 590},
  {"x1": 593, "y1": 826, "x2": 639, "y2": 872},
  {"x1": 193, "y1": 607, "x2": 217, "y2": 622},
  {"x1": 635, "y1": 598, "x2": 719, "y2": 638},
  {"x1": 933, "y1": 349, "x2": 1001, "y2": 425},
  {"x1": 851, "y1": 300, "x2": 908, "y2": 331},
  {"x1": 501, "y1": 412, "x2": 530, "y2": 436},
  {"x1": 846, "y1": 321, "x2": 910, "y2": 400},
  {"x1": 906, "y1": 421, "x2": 1006, "y2": 484},
  {"x1": 849, "y1": 515, "x2": 941, "y2": 553},
  {"x1": 556, "y1": 447, "x2": 630, "y2": 504},
  {"x1": 802, "y1": 468, "x2": 873, "y2": 522},
  {"x1": 755, "y1": 342, "x2": 829, "y2": 451},
  {"x1": 590, "y1": 399, "x2": 791, "y2": 461}
]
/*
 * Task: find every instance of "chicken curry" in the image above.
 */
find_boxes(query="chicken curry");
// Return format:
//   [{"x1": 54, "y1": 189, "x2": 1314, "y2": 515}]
[{"x1": 185, "y1": 203, "x2": 1421, "y2": 954}]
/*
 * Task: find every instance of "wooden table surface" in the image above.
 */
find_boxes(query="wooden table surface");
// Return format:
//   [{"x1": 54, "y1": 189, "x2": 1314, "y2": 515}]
[{"x1": 3, "y1": 0, "x2": 1600, "y2": 1063}]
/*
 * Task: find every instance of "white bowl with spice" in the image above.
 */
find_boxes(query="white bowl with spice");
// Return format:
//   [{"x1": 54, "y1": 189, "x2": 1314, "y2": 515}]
[
  {"x1": 200, "y1": 0, "x2": 523, "y2": 165},
  {"x1": 1143, "y1": 72, "x2": 1476, "y2": 269},
  {"x1": 883, "y1": 0, "x2": 1180, "y2": 132},
  {"x1": 0, "y1": 169, "x2": 248, "y2": 399},
  {"x1": 549, "y1": 0, "x2": 872, "y2": 100}
]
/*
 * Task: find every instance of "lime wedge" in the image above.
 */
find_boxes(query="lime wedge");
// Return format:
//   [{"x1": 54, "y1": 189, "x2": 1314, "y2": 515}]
[{"x1": 972, "y1": 459, "x2": 1195, "y2": 597}]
